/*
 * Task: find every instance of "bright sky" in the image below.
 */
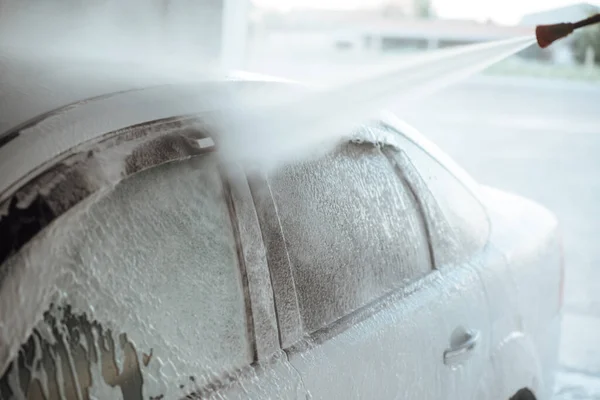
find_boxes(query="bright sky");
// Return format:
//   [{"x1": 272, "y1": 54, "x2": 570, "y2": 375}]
[{"x1": 252, "y1": 0, "x2": 600, "y2": 25}]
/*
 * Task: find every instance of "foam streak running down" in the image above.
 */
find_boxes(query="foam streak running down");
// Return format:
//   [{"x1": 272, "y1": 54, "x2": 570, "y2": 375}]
[{"x1": 216, "y1": 36, "x2": 535, "y2": 172}]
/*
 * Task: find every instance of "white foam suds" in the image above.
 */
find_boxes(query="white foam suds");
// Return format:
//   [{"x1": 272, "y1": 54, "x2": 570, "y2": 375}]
[{"x1": 0, "y1": 4, "x2": 536, "y2": 397}]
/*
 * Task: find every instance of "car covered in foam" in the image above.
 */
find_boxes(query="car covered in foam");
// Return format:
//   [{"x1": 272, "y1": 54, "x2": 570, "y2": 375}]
[{"x1": 0, "y1": 52, "x2": 562, "y2": 400}]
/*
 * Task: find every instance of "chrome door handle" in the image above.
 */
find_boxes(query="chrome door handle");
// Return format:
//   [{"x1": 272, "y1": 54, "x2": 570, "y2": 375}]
[{"x1": 443, "y1": 330, "x2": 480, "y2": 366}]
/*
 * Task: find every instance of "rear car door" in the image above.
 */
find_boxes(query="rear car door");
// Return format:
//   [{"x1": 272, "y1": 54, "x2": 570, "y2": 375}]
[
  {"x1": 0, "y1": 132, "x2": 305, "y2": 399},
  {"x1": 250, "y1": 138, "x2": 491, "y2": 399}
]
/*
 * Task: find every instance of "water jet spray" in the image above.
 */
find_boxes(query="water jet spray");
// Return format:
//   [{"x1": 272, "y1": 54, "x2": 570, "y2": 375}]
[{"x1": 217, "y1": 36, "x2": 536, "y2": 172}]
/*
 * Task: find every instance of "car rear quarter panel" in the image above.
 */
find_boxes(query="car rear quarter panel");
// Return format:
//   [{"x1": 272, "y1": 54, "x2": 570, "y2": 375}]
[{"x1": 479, "y1": 186, "x2": 562, "y2": 399}]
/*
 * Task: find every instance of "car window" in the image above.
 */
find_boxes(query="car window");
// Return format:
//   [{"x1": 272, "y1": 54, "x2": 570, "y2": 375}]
[
  {"x1": 267, "y1": 141, "x2": 432, "y2": 334},
  {"x1": 381, "y1": 126, "x2": 490, "y2": 266},
  {"x1": 0, "y1": 155, "x2": 252, "y2": 399}
]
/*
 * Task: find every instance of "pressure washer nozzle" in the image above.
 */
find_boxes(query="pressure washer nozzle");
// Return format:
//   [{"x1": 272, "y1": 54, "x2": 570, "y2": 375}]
[{"x1": 535, "y1": 23, "x2": 575, "y2": 48}]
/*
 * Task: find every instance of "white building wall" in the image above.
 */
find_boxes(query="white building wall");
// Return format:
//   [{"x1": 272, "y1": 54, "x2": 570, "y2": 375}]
[{"x1": 0, "y1": 0, "x2": 249, "y2": 70}]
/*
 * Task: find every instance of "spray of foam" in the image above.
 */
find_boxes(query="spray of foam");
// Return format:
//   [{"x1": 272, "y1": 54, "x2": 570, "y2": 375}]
[
  {"x1": 0, "y1": 1, "x2": 534, "y2": 174},
  {"x1": 213, "y1": 36, "x2": 536, "y2": 173}
]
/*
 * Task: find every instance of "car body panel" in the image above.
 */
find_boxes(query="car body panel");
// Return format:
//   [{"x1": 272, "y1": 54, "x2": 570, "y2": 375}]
[
  {"x1": 478, "y1": 186, "x2": 563, "y2": 400},
  {"x1": 247, "y1": 138, "x2": 492, "y2": 400},
  {"x1": 475, "y1": 331, "x2": 544, "y2": 400},
  {"x1": 0, "y1": 150, "x2": 308, "y2": 400},
  {"x1": 285, "y1": 265, "x2": 491, "y2": 400},
  {"x1": 0, "y1": 64, "x2": 562, "y2": 399},
  {"x1": 380, "y1": 118, "x2": 563, "y2": 399},
  {"x1": 0, "y1": 77, "x2": 304, "y2": 205}
]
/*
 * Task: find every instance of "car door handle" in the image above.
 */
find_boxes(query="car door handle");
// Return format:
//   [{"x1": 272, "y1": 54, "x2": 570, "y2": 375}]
[{"x1": 443, "y1": 329, "x2": 480, "y2": 366}]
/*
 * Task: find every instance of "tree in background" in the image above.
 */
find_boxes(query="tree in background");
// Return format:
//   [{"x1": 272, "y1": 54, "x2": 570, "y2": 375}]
[
  {"x1": 381, "y1": 0, "x2": 434, "y2": 19},
  {"x1": 414, "y1": 0, "x2": 434, "y2": 19},
  {"x1": 381, "y1": 2, "x2": 406, "y2": 18},
  {"x1": 572, "y1": 12, "x2": 600, "y2": 66}
]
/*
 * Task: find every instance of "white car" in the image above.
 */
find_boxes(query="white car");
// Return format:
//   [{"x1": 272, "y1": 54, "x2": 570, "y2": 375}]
[{"x1": 0, "y1": 58, "x2": 563, "y2": 400}]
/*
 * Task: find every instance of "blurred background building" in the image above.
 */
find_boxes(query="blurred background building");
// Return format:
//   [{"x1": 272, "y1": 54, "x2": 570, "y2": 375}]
[{"x1": 247, "y1": 0, "x2": 600, "y2": 69}]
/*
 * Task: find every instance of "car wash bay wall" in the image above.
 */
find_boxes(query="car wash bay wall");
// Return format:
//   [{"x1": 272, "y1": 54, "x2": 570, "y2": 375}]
[{"x1": 0, "y1": 0, "x2": 249, "y2": 70}]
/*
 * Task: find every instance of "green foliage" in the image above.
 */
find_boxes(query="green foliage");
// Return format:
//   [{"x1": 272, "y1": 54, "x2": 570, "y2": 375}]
[
  {"x1": 415, "y1": 0, "x2": 434, "y2": 19},
  {"x1": 572, "y1": 13, "x2": 600, "y2": 65},
  {"x1": 381, "y1": 0, "x2": 434, "y2": 19}
]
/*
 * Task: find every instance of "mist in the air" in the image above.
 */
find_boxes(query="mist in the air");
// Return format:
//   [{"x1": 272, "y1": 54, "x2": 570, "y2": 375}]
[{"x1": 0, "y1": 1, "x2": 533, "y2": 174}]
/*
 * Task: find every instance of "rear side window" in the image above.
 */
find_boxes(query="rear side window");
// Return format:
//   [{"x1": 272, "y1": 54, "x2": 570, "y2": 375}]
[
  {"x1": 268, "y1": 142, "x2": 431, "y2": 334},
  {"x1": 0, "y1": 155, "x2": 252, "y2": 399},
  {"x1": 385, "y1": 137, "x2": 490, "y2": 266}
]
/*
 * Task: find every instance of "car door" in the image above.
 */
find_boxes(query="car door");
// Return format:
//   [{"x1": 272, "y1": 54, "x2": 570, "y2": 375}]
[
  {"x1": 0, "y1": 146, "x2": 306, "y2": 400},
  {"x1": 378, "y1": 119, "x2": 498, "y2": 398},
  {"x1": 250, "y1": 138, "x2": 491, "y2": 400},
  {"x1": 381, "y1": 142, "x2": 493, "y2": 399}
]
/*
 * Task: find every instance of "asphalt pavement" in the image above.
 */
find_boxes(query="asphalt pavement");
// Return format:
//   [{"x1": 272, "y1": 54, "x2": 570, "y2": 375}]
[{"x1": 248, "y1": 52, "x2": 600, "y2": 397}]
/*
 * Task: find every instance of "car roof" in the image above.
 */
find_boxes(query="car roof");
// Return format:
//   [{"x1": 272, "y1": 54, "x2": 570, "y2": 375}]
[
  {"x1": 0, "y1": 52, "x2": 480, "y2": 208},
  {"x1": 0, "y1": 50, "x2": 298, "y2": 139},
  {"x1": 0, "y1": 50, "x2": 303, "y2": 203}
]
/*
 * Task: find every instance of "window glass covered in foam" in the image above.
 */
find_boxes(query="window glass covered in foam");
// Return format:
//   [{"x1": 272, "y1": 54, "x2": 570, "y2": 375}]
[
  {"x1": 0, "y1": 154, "x2": 252, "y2": 399},
  {"x1": 380, "y1": 121, "x2": 490, "y2": 266},
  {"x1": 267, "y1": 141, "x2": 432, "y2": 334}
]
